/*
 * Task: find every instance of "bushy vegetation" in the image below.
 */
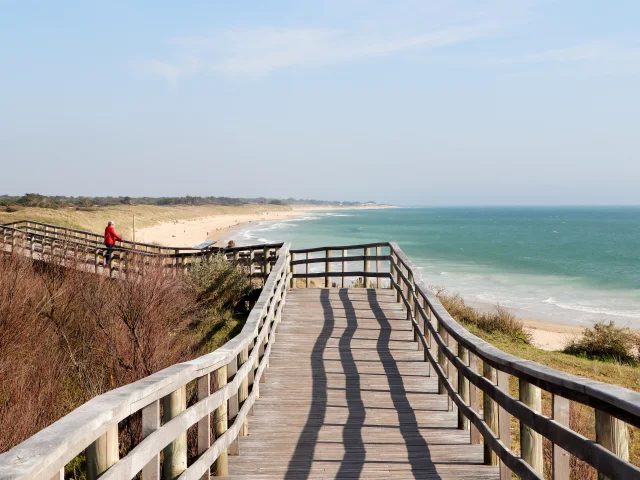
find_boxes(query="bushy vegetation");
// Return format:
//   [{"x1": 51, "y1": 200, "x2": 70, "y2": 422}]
[
  {"x1": 186, "y1": 254, "x2": 251, "y2": 313},
  {"x1": 0, "y1": 252, "x2": 253, "y2": 454},
  {"x1": 564, "y1": 321, "x2": 639, "y2": 364},
  {"x1": 0, "y1": 193, "x2": 373, "y2": 212},
  {"x1": 433, "y1": 286, "x2": 531, "y2": 343}
]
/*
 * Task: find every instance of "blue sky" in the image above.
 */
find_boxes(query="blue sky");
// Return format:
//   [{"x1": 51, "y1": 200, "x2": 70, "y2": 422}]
[{"x1": 1, "y1": 1, "x2": 639, "y2": 205}]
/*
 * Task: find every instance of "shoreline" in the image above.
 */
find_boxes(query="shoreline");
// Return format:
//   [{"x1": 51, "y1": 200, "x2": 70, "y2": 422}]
[
  {"x1": 136, "y1": 204, "x2": 395, "y2": 248},
  {"x1": 137, "y1": 206, "x2": 599, "y2": 352}
]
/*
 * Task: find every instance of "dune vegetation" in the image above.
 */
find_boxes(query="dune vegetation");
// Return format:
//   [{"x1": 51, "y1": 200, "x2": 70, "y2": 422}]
[{"x1": 0, "y1": 252, "x2": 253, "y2": 457}]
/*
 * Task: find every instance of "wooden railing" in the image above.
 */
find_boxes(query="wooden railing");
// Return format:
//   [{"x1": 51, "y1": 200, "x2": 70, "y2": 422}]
[
  {"x1": 290, "y1": 242, "x2": 640, "y2": 480},
  {"x1": 2, "y1": 239, "x2": 639, "y2": 480},
  {"x1": 0, "y1": 242, "x2": 292, "y2": 480},
  {"x1": 0, "y1": 221, "x2": 284, "y2": 281}
]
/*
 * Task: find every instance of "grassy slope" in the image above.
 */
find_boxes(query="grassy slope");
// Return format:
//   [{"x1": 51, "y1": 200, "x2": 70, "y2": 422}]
[{"x1": 0, "y1": 204, "x2": 296, "y2": 236}]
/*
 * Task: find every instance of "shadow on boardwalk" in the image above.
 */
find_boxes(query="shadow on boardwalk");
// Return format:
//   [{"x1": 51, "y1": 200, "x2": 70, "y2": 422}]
[{"x1": 284, "y1": 288, "x2": 441, "y2": 480}]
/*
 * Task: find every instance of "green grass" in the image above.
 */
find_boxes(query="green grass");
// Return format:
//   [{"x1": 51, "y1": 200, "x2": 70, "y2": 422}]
[{"x1": 463, "y1": 323, "x2": 640, "y2": 475}]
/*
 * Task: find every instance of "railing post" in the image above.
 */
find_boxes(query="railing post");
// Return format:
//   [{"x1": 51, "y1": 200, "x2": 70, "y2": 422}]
[
  {"x1": 141, "y1": 401, "x2": 160, "y2": 479},
  {"x1": 437, "y1": 321, "x2": 448, "y2": 396},
  {"x1": 263, "y1": 246, "x2": 271, "y2": 280},
  {"x1": 520, "y1": 380, "x2": 543, "y2": 475},
  {"x1": 552, "y1": 395, "x2": 570, "y2": 480},
  {"x1": 595, "y1": 410, "x2": 629, "y2": 480},
  {"x1": 289, "y1": 252, "x2": 296, "y2": 289},
  {"x1": 458, "y1": 346, "x2": 469, "y2": 430},
  {"x1": 469, "y1": 352, "x2": 481, "y2": 444},
  {"x1": 483, "y1": 363, "x2": 498, "y2": 466},
  {"x1": 227, "y1": 356, "x2": 240, "y2": 456},
  {"x1": 86, "y1": 426, "x2": 118, "y2": 480},
  {"x1": 163, "y1": 386, "x2": 187, "y2": 479},
  {"x1": 305, "y1": 252, "x2": 310, "y2": 288},
  {"x1": 364, "y1": 247, "x2": 370, "y2": 287},
  {"x1": 325, "y1": 249, "x2": 332, "y2": 287},
  {"x1": 497, "y1": 371, "x2": 511, "y2": 480},
  {"x1": 342, "y1": 248, "x2": 347, "y2": 288},
  {"x1": 376, "y1": 246, "x2": 382, "y2": 288},
  {"x1": 238, "y1": 346, "x2": 249, "y2": 436},
  {"x1": 214, "y1": 365, "x2": 229, "y2": 477},
  {"x1": 197, "y1": 373, "x2": 211, "y2": 480}
]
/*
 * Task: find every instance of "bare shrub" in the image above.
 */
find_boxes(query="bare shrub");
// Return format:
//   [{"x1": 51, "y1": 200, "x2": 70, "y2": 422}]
[
  {"x1": 0, "y1": 253, "x2": 196, "y2": 452},
  {"x1": 564, "y1": 321, "x2": 638, "y2": 364}
]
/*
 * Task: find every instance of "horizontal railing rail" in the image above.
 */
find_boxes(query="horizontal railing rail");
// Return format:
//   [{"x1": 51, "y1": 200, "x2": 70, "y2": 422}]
[
  {"x1": 0, "y1": 243, "x2": 292, "y2": 480},
  {"x1": 290, "y1": 243, "x2": 391, "y2": 288}
]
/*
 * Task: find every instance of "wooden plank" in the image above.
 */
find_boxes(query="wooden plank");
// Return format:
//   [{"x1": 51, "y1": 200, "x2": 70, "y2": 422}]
[{"x1": 227, "y1": 288, "x2": 499, "y2": 480}]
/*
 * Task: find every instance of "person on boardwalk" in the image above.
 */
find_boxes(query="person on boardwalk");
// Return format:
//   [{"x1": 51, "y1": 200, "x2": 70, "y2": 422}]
[{"x1": 104, "y1": 221, "x2": 122, "y2": 266}]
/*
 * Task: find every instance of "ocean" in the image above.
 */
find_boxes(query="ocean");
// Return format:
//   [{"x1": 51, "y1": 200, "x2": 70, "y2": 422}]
[{"x1": 233, "y1": 207, "x2": 640, "y2": 328}]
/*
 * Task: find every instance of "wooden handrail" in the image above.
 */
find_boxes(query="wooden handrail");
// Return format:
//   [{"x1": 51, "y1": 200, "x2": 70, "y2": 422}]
[
  {"x1": 388, "y1": 242, "x2": 640, "y2": 480},
  {"x1": 0, "y1": 243, "x2": 292, "y2": 480}
]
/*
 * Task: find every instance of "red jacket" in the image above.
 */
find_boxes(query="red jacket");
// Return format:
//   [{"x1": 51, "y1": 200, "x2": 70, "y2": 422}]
[{"x1": 104, "y1": 225, "x2": 122, "y2": 245}]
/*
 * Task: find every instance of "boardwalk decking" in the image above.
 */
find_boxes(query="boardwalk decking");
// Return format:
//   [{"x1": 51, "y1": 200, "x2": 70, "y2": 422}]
[{"x1": 228, "y1": 288, "x2": 499, "y2": 480}]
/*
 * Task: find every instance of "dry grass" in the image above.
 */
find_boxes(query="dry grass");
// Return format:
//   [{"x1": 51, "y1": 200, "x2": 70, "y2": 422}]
[
  {"x1": 0, "y1": 203, "x2": 296, "y2": 237},
  {"x1": 433, "y1": 286, "x2": 531, "y2": 343}
]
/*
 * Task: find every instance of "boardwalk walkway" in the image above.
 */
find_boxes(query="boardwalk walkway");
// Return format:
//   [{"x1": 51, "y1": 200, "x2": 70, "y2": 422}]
[{"x1": 228, "y1": 288, "x2": 498, "y2": 479}]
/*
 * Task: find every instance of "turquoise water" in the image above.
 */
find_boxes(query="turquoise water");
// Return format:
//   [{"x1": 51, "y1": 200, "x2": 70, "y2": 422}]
[{"x1": 235, "y1": 207, "x2": 640, "y2": 327}]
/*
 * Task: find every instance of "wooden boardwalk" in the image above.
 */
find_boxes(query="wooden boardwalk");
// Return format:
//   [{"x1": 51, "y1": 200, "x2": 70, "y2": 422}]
[{"x1": 228, "y1": 288, "x2": 499, "y2": 480}]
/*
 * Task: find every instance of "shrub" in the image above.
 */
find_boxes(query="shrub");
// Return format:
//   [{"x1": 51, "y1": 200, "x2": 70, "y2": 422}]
[
  {"x1": 564, "y1": 321, "x2": 638, "y2": 364},
  {"x1": 186, "y1": 255, "x2": 250, "y2": 313},
  {"x1": 352, "y1": 277, "x2": 365, "y2": 288},
  {"x1": 0, "y1": 253, "x2": 195, "y2": 452},
  {"x1": 433, "y1": 287, "x2": 531, "y2": 343}
]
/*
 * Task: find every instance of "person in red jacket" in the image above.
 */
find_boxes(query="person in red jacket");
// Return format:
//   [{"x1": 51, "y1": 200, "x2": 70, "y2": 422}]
[{"x1": 104, "y1": 221, "x2": 122, "y2": 265}]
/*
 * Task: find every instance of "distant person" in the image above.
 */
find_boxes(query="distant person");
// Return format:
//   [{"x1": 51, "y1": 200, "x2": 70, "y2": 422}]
[{"x1": 104, "y1": 221, "x2": 122, "y2": 265}]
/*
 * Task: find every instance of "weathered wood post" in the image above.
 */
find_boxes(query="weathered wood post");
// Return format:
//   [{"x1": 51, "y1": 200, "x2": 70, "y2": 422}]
[
  {"x1": 408, "y1": 272, "x2": 421, "y2": 349},
  {"x1": 263, "y1": 246, "x2": 271, "y2": 280},
  {"x1": 238, "y1": 346, "x2": 249, "y2": 436},
  {"x1": 214, "y1": 365, "x2": 229, "y2": 476},
  {"x1": 520, "y1": 380, "x2": 543, "y2": 475},
  {"x1": 552, "y1": 395, "x2": 570, "y2": 480},
  {"x1": 141, "y1": 401, "x2": 160, "y2": 479},
  {"x1": 437, "y1": 321, "x2": 448, "y2": 395},
  {"x1": 163, "y1": 387, "x2": 187, "y2": 479},
  {"x1": 469, "y1": 353, "x2": 481, "y2": 444},
  {"x1": 342, "y1": 248, "x2": 347, "y2": 288},
  {"x1": 364, "y1": 247, "x2": 370, "y2": 287},
  {"x1": 197, "y1": 373, "x2": 211, "y2": 480},
  {"x1": 86, "y1": 426, "x2": 118, "y2": 480},
  {"x1": 483, "y1": 363, "x2": 499, "y2": 466},
  {"x1": 305, "y1": 252, "x2": 310, "y2": 288},
  {"x1": 289, "y1": 252, "x2": 296, "y2": 289},
  {"x1": 376, "y1": 246, "x2": 382, "y2": 288},
  {"x1": 227, "y1": 356, "x2": 240, "y2": 456},
  {"x1": 497, "y1": 371, "x2": 511, "y2": 479},
  {"x1": 595, "y1": 410, "x2": 629, "y2": 480},
  {"x1": 458, "y1": 345, "x2": 470, "y2": 430},
  {"x1": 325, "y1": 249, "x2": 332, "y2": 287}
]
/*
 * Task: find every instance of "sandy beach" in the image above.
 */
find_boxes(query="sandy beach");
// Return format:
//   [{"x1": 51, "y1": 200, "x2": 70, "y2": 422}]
[{"x1": 136, "y1": 204, "x2": 394, "y2": 248}]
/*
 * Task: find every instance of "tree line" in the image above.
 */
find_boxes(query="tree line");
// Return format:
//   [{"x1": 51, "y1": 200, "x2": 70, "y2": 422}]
[{"x1": 0, "y1": 193, "x2": 370, "y2": 210}]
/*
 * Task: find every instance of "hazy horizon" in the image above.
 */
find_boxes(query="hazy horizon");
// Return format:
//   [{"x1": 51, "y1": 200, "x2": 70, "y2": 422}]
[{"x1": 2, "y1": 1, "x2": 639, "y2": 205}]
